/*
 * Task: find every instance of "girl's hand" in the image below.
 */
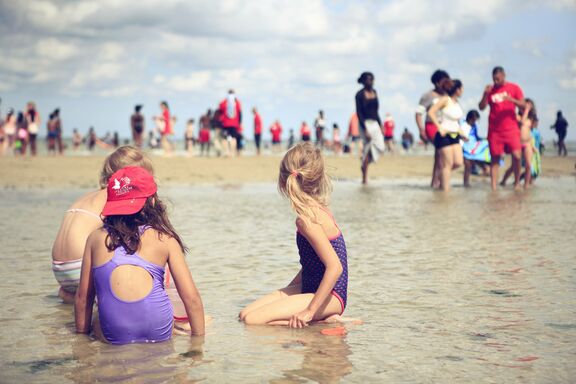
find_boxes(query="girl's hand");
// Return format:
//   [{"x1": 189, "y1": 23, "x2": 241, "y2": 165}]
[
  {"x1": 289, "y1": 309, "x2": 314, "y2": 328},
  {"x1": 438, "y1": 129, "x2": 446, "y2": 137}
]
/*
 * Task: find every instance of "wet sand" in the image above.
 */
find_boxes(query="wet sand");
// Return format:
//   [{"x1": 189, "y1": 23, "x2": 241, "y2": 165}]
[{"x1": 1, "y1": 153, "x2": 574, "y2": 188}]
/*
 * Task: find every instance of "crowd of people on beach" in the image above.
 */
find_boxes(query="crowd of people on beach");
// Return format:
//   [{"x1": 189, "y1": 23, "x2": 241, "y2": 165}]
[
  {"x1": 353, "y1": 66, "x2": 565, "y2": 190},
  {"x1": 0, "y1": 66, "x2": 570, "y2": 192}
]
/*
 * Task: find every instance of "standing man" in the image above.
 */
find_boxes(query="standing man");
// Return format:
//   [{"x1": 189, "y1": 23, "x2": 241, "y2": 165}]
[
  {"x1": 253, "y1": 107, "x2": 263, "y2": 155},
  {"x1": 479, "y1": 66, "x2": 525, "y2": 190},
  {"x1": 415, "y1": 70, "x2": 450, "y2": 189},
  {"x1": 314, "y1": 110, "x2": 326, "y2": 149},
  {"x1": 218, "y1": 89, "x2": 242, "y2": 157},
  {"x1": 131, "y1": 105, "x2": 144, "y2": 148},
  {"x1": 551, "y1": 110, "x2": 568, "y2": 156}
]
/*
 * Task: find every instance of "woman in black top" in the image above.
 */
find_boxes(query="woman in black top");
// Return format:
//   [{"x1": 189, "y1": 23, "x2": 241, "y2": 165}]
[{"x1": 355, "y1": 72, "x2": 385, "y2": 184}]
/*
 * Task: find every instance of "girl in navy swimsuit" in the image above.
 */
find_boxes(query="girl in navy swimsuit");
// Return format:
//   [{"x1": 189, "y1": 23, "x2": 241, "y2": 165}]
[{"x1": 240, "y1": 142, "x2": 349, "y2": 328}]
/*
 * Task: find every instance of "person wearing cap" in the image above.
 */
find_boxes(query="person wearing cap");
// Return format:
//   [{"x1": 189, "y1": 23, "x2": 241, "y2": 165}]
[
  {"x1": 52, "y1": 146, "x2": 154, "y2": 303},
  {"x1": 75, "y1": 166, "x2": 205, "y2": 343}
]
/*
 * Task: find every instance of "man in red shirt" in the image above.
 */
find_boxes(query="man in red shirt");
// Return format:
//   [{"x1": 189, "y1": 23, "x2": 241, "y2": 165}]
[
  {"x1": 218, "y1": 89, "x2": 242, "y2": 157},
  {"x1": 479, "y1": 66, "x2": 526, "y2": 190},
  {"x1": 253, "y1": 107, "x2": 262, "y2": 155}
]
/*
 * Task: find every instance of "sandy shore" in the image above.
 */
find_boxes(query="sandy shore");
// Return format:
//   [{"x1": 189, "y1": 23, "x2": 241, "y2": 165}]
[{"x1": 1, "y1": 153, "x2": 574, "y2": 188}]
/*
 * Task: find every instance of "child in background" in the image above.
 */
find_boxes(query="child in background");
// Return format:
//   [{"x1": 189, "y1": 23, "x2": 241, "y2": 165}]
[
  {"x1": 500, "y1": 99, "x2": 538, "y2": 188},
  {"x1": 332, "y1": 123, "x2": 342, "y2": 155},
  {"x1": 52, "y1": 146, "x2": 154, "y2": 303},
  {"x1": 185, "y1": 119, "x2": 195, "y2": 156},
  {"x1": 239, "y1": 142, "x2": 348, "y2": 327},
  {"x1": 75, "y1": 166, "x2": 205, "y2": 343}
]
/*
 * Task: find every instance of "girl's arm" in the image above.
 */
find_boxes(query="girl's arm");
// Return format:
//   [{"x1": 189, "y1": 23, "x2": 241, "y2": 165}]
[
  {"x1": 75, "y1": 232, "x2": 96, "y2": 334},
  {"x1": 167, "y1": 238, "x2": 205, "y2": 336},
  {"x1": 427, "y1": 96, "x2": 448, "y2": 137},
  {"x1": 291, "y1": 217, "x2": 343, "y2": 328}
]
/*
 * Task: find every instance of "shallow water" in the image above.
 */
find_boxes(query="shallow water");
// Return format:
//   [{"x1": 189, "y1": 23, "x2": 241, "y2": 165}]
[{"x1": 1, "y1": 178, "x2": 575, "y2": 383}]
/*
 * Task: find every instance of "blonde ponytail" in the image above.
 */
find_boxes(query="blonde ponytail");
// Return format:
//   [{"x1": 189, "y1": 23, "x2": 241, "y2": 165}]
[{"x1": 278, "y1": 143, "x2": 332, "y2": 221}]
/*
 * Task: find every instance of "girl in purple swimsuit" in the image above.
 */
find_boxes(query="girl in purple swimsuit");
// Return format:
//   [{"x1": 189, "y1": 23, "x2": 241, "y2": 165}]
[
  {"x1": 240, "y1": 142, "x2": 349, "y2": 328},
  {"x1": 75, "y1": 166, "x2": 205, "y2": 344}
]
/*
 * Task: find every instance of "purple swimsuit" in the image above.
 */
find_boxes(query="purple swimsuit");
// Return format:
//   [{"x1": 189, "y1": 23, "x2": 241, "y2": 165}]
[
  {"x1": 93, "y1": 228, "x2": 173, "y2": 344},
  {"x1": 297, "y1": 211, "x2": 348, "y2": 314}
]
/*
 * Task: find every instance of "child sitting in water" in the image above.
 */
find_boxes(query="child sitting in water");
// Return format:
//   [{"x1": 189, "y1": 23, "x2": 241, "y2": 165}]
[
  {"x1": 75, "y1": 166, "x2": 205, "y2": 343},
  {"x1": 239, "y1": 142, "x2": 348, "y2": 327},
  {"x1": 52, "y1": 146, "x2": 154, "y2": 303}
]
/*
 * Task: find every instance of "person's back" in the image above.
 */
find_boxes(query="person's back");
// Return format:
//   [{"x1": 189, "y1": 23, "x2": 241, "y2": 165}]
[
  {"x1": 89, "y1": 226, "x2": 173, "y2": 344},
  {"x1": 51, "y1": 146, "x2": 154, "y2": 302},
  {"x1": 52, "y1": 190, "x2": 105, "y2": 301},
  {"x1": 75, "y1": 166, "x2": 205, "y2": 343}
]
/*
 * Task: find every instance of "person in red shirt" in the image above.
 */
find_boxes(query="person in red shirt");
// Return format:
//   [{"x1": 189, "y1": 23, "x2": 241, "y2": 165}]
[
  {"x1": 270, "y1": 120, "x2": 283, "y2": 153},
  {"x1": 300, "y1": 121, "x2": 311, "y2": 142},
  {"x1": 218, "y1": 89, "x2": 242, "y2": 157},
  {"x1": 479, "y1": 66, "x2": 525, "y2": 190},
  {"x1": 383, "y1": 113, "x2": 396, "y2": 154},
  {"x1": 253, "y1": 107, "x2": 263, "y2": 155}
]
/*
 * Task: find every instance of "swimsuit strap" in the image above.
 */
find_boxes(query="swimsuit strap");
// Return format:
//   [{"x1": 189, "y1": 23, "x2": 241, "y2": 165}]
[{"x1": 67, "y1": 208, "x2": 102, "y2": 221}]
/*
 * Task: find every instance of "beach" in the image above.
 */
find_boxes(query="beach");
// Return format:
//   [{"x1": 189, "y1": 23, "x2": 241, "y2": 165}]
[{"x1": 1, "y1": 153, "x2": 575, "y2": 188}]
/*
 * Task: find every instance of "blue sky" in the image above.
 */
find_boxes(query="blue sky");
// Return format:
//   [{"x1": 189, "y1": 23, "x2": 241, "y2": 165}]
[{"x1": 1, "y1": 0, "x2": 575, "y2": 142}]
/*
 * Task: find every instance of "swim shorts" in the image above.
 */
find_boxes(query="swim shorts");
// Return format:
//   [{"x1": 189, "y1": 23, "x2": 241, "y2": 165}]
[{"x1": 488, "y1": 130, "x2": 521, "y2": 157}]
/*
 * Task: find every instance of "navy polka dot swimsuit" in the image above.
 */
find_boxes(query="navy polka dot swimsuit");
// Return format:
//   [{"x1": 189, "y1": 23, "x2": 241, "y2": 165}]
[{"x1": 297, "y1": 210, "x2": 348, "y2": 314}]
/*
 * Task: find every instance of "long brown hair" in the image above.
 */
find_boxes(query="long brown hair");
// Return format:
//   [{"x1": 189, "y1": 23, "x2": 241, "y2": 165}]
[
  {"x1": 278, "y1": 142, "x2": 332, "y2": 221},
  {"x1": 103, "y1": 193, "x2": 186, "y2": 254}
]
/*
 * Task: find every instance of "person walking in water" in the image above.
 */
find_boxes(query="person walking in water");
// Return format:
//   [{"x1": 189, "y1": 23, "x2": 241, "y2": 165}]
[
  {"x1": 479, "y1": 66, "x2": 525, "y2": 190},
  {"x1": 415, "y1": 70, "x2": 451, "y2": 188},
  {"x1": 355, "y1": 71, "x2": 385, "y2": 184},
  {"x1": 551, "y1": 110, "x2": 568, "y2": 156},
  {"x1": 427, "y1": 79, "x2": 466, "y2": 192}
]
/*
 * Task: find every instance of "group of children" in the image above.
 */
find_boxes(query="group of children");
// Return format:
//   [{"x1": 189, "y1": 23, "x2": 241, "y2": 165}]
[{"x1": 51, "y1": 143, "x2": 350, "y2": 344}]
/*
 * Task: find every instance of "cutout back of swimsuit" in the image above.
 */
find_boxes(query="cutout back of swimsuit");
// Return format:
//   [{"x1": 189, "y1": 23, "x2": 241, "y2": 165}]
[{"x1": 110, "y1": 265, "x2": 153, "y2": 302}]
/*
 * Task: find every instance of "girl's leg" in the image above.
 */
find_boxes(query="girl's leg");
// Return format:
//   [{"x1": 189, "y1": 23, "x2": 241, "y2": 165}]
[
  {"x1": 523, "y1": 146, "x2": 533, "y2": 188},
  {"x1": 463, "y1": 159, "x2": 472, "y2": 187},
  {"x1": 431, "y1": 148, "x2": 441, "y2": 189},
  {"x1": 452, "y1": 144, "x2": 463, "y2": 170},
  {"x1": 243, "y1": 293, "x2": 342, "y2": 326},
  {"x1": 239, "y1": 284, "x2": 301, "y2": 321},
  {"x1": 500, "y1": 165, "x2": 513, "y2": 186},
  {"x1": 439, "y1": 146, "x2": 454, "y2": 192}
]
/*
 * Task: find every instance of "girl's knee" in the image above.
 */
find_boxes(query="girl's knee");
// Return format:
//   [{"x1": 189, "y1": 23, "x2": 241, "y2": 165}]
[{"x1": 243, "y1": 312, "x2": 267, "y2": 325}]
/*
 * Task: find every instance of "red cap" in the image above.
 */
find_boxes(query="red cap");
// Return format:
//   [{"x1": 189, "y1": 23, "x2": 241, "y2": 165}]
[{"x1": 101, "y1": 166, "x2": 157, "y2": 216}]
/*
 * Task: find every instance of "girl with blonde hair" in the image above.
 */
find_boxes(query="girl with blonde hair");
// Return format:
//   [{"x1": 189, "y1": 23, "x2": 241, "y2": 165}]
[
  {"x1": 52, "y1": 146, "x2": 154, "y2": 303},
  {"x1": 239, "y1": 142, "x2": 349, "y2": 327}
]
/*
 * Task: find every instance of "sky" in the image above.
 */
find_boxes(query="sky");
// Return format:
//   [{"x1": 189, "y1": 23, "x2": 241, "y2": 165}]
[{"x1": 1, "y1": 0, "x2": 575, "y2": 142}]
